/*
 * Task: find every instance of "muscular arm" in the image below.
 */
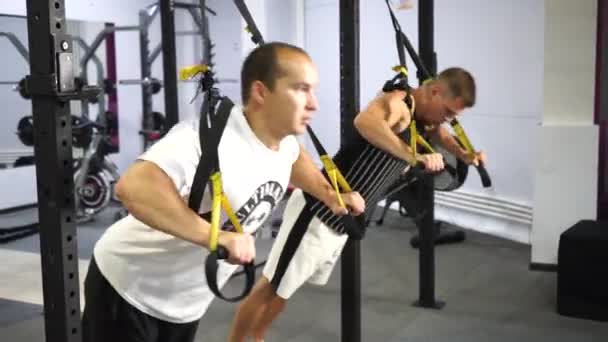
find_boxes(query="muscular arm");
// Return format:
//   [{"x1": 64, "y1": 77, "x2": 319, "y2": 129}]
[
  {"x1": 115, "y1": 160, "x2": 212, "y2": 247},
  {"x1": 353, "y1": 90, "x2": 416, "y2": 164}
]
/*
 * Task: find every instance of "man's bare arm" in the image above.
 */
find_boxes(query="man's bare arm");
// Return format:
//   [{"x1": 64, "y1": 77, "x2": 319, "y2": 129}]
[
  {"x1": 353, "y1": 91, "x2": 417, "y2": 164},
  {"x1": 430, "y1": 125, "x2": 487, "y2": 166},
  {"x1": 116, "y1": 160, "x2": 254, "y2": 264},
  {"x1": 116, "y1": 161, "x2": 212, "y2": 246}
]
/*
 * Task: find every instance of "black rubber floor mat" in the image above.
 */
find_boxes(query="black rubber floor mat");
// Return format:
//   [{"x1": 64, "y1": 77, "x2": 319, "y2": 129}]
[{"x1": 0, "y1": 298, "x2": 43, "y2": 327}]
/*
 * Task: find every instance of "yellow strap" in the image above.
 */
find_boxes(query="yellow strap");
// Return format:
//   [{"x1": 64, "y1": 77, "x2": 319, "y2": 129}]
[
  {"x1": 407, "y1": 95, "x2": 435, "y2": 166},
  {"x1": 392, "y1": 65, "x2": 409, "y2": 76},
  {"x1": 221, "y1": 193, "x2": 244, "y2": 233},
  {"x1": 179, "y1": 64, "x2": 210, "y2": 81},
  {"x1": 320, "y1": 155, "x2": 352, "y2": 210},
  {"x1": 327, "y1": 170, "x2": 345, "y2": 208},
  {"x1": 208, "y1": 172, "x2": 244, "y2": 251},
  {"x1": 417, "y1": 135, "x2": 435, "y2": 153},
  {"x1": 209, "y1": 172, "x2": 223, "y2": 251},
  {"x1": 422, "y1": 78, "x2": 434, "y2": 85},
  {"x1": 320, "y1": 155, "x2": 352, "y2": 192},
  {"x1": 410, "y1": 120, "x2": 418, "y2": 163},
  {"x1": 451, "y1": 122, "x2": 474, "y2": 153}
]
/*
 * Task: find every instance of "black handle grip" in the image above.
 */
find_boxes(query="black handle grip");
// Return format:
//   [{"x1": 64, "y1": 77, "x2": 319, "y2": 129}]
[
  {"x1": 205, "y1": 246, "x2": 255, "y2": 302},
  {"x1": 216, "y1": 245, "x2": 229, "y2": 260},
  {"x1": 475, "y1": 162, "x2": 492, "y2": 188},
  {"x1": 408, "y1": 162, "x2": 427, "y2": 177}
]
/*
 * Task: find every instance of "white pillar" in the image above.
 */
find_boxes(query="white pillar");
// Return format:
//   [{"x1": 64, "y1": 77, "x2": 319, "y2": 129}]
[{"x1": 531, "y1": 0, "x2": 599, "y2": 265}]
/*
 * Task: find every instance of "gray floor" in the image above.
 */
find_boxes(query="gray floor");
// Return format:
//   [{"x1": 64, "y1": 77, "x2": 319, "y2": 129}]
[{"x1": 1, "y1": 205, "x2": 607, "y2": 341}]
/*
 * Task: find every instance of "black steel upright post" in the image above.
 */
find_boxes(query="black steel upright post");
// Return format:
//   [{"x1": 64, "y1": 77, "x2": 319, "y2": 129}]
[
  {"x1": 413, "y1": 0, "x2": 444, "y2": 310},
  {"x1": 417, "y1": 0, "x2": 437, "y2": 81},
  {"x1": 25, "y1": 0, "x2": 82, "y2": 341},
  {"x1": 199, "y1": 0, "x2": 212, "y2": 64},
  {"x1": 160, "y1": 0, "x2": 180, "y2": 129},
  {"x1": 340, "y1": 1, "x2": 361, "y2": 342},
  {"x1": 597, "y1": 0, "x2": 608, "y2": 219},
  {"x1": 139, "y1": 9, "x2": 155, "y2": 149}
]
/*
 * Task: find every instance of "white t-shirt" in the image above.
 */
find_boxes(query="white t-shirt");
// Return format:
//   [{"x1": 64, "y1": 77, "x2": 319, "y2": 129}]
[{"x1": 93, "y1": 105, "x2": 300, "y2": 323}]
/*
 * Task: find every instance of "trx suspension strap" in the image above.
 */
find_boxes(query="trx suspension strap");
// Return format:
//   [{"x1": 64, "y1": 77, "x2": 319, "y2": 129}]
[
  {"x1": 181, "y1": 65, "x2": 255, "y2": 302},
  {"x1": 381, "y1": 0, "x2": 439, "y2": 170},
  {"x1": 234, "y1": 0, "x2": 366, "y2": 240},
  {"x1": 383, "y1": 0, "x2": 492, "y2": 188},
  {"x1": 380, "y1": 7, "x2": 450, "y2": 179},
  {"x1": 306, "y1": 127, "x2": 366, "y2": 239},
  {"x1": 233, "y1": 0, "x2": 265, "y2": 45}
]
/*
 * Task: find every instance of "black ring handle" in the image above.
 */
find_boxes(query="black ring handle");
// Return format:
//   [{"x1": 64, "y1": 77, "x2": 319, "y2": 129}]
[{"x1": 205, "y1": 245, "x2": 256, "y2": 302}]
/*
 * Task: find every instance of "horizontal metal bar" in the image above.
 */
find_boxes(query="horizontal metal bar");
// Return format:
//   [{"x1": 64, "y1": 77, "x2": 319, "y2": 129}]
[
  {"x1": 111, "y1": 25, "x2": 141, "y2": 31},
  {"x1": 176, "y1": 30, "x2": 201, "y2": 36},
  {"x1": 174, "y1": 2, "x2": 216, "y2": 15},
  {"x1": 119, "y1": 78, "x2": 237, "y2": 85},
  {"x1": 119, "y1": 78, "x2": 157, "y2": 85}
]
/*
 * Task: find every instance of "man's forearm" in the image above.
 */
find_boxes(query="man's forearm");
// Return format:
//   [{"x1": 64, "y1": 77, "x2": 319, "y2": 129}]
[{"x1": 289, "y1": 146, "x2": 339, "y2": 207}]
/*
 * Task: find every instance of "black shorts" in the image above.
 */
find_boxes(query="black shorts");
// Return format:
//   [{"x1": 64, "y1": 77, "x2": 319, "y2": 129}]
[{"x1": 81, "y1": 257, "x2": 199, "y2": 342}]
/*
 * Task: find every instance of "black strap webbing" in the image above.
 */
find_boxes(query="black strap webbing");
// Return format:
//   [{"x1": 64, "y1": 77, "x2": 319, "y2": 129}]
[
  {"x1": 187, "y1": 97, "x2": 233, "y2": 212},
  {"x1": 306, "y1": 126, "x2": 328, "y2": 157},
  {"x1": 188, "y1": 96, "x2": 256, "y2": 302}
]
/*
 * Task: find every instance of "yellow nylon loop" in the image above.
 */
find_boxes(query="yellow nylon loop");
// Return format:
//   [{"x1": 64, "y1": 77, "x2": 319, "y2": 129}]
[{"x1": 179, "y1": 64, "x2": 209, "y2": 81}]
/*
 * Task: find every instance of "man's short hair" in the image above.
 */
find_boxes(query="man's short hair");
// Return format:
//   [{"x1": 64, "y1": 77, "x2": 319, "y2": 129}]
[
  {"x1": 437, "y1": 67, "x2": 476, "y2": 107},
  {"x1": 240, "y1": 42, "x2": 310, "y2": 104}
]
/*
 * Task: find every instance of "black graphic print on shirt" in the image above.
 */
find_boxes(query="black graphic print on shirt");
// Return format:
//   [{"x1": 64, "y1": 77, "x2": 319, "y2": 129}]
[{"x1": 222, "y1": 181, "x2": 284, "y2": 231}]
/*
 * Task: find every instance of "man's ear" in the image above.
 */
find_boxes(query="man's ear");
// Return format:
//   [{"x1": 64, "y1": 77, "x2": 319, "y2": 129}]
[
  {"x1": 428, "y1": 83, "x2": 442, "y2": 97},
  {"x1": 250, "y1": 80, "x2": 267, "y2": 104}
]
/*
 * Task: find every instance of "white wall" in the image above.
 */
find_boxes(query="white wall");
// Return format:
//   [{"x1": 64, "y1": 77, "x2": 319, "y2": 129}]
[
  {"x1": 265, "y1": 0, "x2": 301, "y2": 45},
  {"x1": 302, "y1": 0, "x2": 340, "y2": 158},
  {"x1": 432, "y1": 0, "x2": 545, "y2": 244},
  {"x1": 207, "y1": 0, "x2": 246, "y2": 103},
  {"x1": 530, "y1": 0, "x2": 599, "y2": 265},
  {"x1": 0, "y1": 1, "x2": 157, "y2": 25}
]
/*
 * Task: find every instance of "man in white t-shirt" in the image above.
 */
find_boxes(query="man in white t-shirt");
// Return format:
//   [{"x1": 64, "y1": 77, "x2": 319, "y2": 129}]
[{"x1": 81, "y1": 42, "x2": 364, "y2": 342}]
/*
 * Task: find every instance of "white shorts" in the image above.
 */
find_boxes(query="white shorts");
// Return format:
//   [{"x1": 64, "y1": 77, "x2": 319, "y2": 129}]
[{"x1": 263, "y1": 189, "x2": 349, "y2": 299}]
